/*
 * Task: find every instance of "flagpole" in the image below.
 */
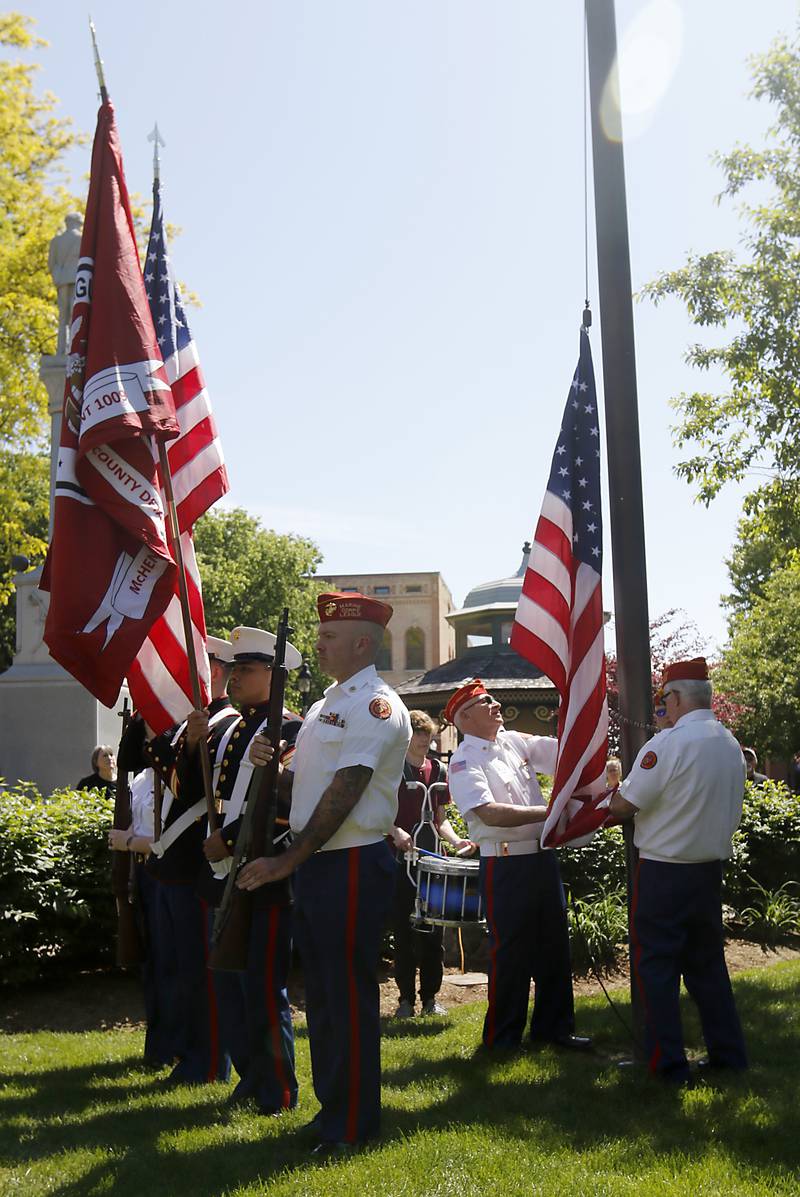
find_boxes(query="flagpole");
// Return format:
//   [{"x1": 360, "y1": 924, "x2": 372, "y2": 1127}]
[
  {"x1": 148, "y1": 137, "x2": 219, "y2": 834},
  {"x1": 157, "y1": 441, "x2": 219, "y2": 831},
  {"x1": 585, "y1": 0, "x2": 650, "y2": 1056},
  {"x1": 88, "y1": 18, "x2": 108, "y2": 103}
]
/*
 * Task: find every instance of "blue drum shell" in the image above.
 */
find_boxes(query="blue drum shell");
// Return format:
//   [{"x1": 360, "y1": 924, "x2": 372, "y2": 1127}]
[{"x1": 422, "y1": 877, "x2": 480, "y2": 919}]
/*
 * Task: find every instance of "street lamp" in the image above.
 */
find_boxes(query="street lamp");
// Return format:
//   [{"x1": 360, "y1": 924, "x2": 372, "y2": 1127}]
[{"x1": 298, "y1": 659, "x2": 312, "y2": 718}]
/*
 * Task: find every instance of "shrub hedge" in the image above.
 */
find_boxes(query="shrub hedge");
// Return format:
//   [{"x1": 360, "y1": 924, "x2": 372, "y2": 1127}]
[
  {"x1": 1, "y1": 776, "x2": 798, "y2": 986},
  {"x1": 0, "y1": 781, "x2": 115, "y2": 985}
]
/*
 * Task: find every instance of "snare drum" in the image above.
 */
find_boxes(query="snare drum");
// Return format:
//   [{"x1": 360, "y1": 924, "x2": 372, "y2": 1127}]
[{"x1": 413, "y1": 852, "x2": 484, "y2": 928}]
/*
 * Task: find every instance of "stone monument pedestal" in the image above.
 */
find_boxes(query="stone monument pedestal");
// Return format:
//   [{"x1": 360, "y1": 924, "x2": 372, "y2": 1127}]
[
  {"x1": 0, "y1": 244, "x2": 129, "y2": 795},
  {"x1": 0, "y1": 565, "x2": 127, "y2": 794}
]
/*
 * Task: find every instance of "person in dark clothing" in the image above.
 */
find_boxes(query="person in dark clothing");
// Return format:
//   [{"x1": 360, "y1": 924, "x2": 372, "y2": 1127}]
[
  {"x1": 742, "y1": 748, "x2": 768, "y2": 786},
  {"x1": 77, "y1": 744, "x2": 117, "y2": 800},
  {"x1": 184, "y1": 625, "x2": 304, "y2": 1115},
  {"x1": 142, "y1": 637, "x2": 238, "y2": 1085},
  {"x1": 390, "y1": 710, "x2": 474, "y2": 1018}
]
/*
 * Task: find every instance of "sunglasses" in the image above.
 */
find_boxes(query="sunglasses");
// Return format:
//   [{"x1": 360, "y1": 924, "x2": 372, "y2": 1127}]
[{"x1": 467, "y1": 694, "x2": 496, "y2": 709}]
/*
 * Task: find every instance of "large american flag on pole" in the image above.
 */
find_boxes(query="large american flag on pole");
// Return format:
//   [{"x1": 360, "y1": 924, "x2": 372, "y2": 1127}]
[
  {"x1": 125, "y1": 177, "x2": 229, "y2": 733},
  {"x1": 511, "y1": 328, "x2": 610, "y2": 847}
]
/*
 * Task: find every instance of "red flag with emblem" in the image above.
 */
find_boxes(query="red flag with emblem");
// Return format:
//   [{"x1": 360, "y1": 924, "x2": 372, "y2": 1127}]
[{"x1": 41, "y1": 100, "x2": 180, "y2": 706}]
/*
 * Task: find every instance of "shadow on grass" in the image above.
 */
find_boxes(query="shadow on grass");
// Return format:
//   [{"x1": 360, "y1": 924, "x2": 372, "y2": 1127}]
[
  {"x1": 380, "y1": 1016, "x2": 451, "y2": 1041},
  {"x1": 2, "y1": 965, "x2": 799, "y2": 1195},
  {"x1": 382, "y1": 966, "x2": 800, "y2": 1175}
]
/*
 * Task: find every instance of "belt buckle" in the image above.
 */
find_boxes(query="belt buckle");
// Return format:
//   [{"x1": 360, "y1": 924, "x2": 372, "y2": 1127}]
[{"x1": 501, "y1": 841, "x2": 509, "y2": 857}]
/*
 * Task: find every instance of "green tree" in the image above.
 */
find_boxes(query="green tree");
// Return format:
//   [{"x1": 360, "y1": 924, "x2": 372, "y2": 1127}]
[
  {"x1": 724, "y1": 482, "x2": 800, "y2": 615},
  {"x1": 0, "y1": 13, "x2": 78, "y2": 449},
  {"x1": 0, "y1": 14, "x2": 80, "y2": 666},
  {"x1": 0, "y1": 450, "x2": 49, "y2": 668},
  {"x1": 642, "y1": 24, "x2": 800, "y2": 527},
  {"x1": 193, "y1": 507, "x2": 327, "y2": 710},
  {"x1": 716, "y1": 554, "x2": 800, "y2": 756}
]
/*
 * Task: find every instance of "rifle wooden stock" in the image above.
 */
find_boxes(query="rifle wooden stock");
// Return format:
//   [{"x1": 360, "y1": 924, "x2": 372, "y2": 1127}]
[
  {"x1": 209, "y1": 609, "x2": 292, "y2": 972},
  {"x1": 112, "y1": 699, "x2": 145, "y2": 968}
]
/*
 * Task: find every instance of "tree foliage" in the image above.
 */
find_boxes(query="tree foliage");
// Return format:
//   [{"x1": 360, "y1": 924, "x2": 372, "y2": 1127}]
[
  {"x1": 642, "y1": 24, "x2": 800, "y2": 520},
  {"x1": 0, "y1": 14, "x2": 79, "y2": 667},
  {"x1": 0, "y1": 449, "x2": 49, "y2": 668},
  {"x1": 0, "y1": 780, "x2": 115, "y2": 985},
  {"x1": 605, "y1": 609, "x2": 745, "y2": 756},
  {"x1": 0, "y1": 13, "x2": 79, "y2": 451},
  {"x1": 724, "y1": 482, "x2": 800, "y2": 615},
  {"x1": 716, "y1": 554, "x2": 800, "y2": 756},
  {"x1": 193, "y1": 507, "x2": 327, "y2": 709}
]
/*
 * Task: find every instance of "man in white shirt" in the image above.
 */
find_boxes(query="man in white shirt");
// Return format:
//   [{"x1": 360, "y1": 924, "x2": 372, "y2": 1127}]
[
  {"x1": 446, "y1": 678, "x2": 590, "y2": 1053},
  {"x1": 610, "y1": 657, "x2": 748, "y2": 1084},
  {"x1": 240, "y1": 591, "x2": 412, "y2": 1152}
]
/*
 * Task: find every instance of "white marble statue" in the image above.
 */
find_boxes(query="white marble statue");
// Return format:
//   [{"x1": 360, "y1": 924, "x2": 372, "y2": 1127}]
[{"x1": 47, "y1": 213, "x2": 82, "y2": 354}]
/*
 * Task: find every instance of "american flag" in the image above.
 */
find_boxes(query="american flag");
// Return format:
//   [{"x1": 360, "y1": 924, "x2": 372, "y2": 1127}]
[
  {"x1": 510, "y1": 328, "x2": 610, "y2": 848},
  {"x1": 125, "y1": 178, "x2": 229, "y2": 733}
]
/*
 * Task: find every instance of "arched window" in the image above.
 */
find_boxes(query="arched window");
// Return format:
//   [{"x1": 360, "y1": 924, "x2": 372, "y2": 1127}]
[
  {"x1": 375, "y1": 629, "x2": 392, "y2": 672},
  {"x1": 405, "y1": 626, "x2": 425, "y2": 671}
]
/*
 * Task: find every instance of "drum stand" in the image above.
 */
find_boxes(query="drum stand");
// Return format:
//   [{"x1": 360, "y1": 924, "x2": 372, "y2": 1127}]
[
  {"x1": 404, "y1": 782, "x2": 484, "y2": 933},
  {"x1": 404, "y1": 781, "x2": 444, "y2": 934}
]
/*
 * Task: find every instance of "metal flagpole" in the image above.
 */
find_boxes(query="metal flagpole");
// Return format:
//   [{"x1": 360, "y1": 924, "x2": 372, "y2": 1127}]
[
  {"x1": 157, "y1": 439, "x2": 219, "y2": 831},
  {"x1": 148, "y1": 131, "x2": 219, "y2": 833},
  {"x1": 584, "y1": 0, "x2": 651, "y2": 1056}
]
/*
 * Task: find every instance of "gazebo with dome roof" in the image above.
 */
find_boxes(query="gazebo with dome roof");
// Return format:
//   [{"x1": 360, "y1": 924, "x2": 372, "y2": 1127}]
[{"x1": 396, "y1": 544, "x2": 559, "y2": 738}]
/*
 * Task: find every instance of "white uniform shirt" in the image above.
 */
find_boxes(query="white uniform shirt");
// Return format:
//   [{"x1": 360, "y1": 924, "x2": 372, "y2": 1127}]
[
  {"x1": 619, "y1": 708, "x2": 746, "y2": 863},
  {"x1": 448, "y1": 730, "x2": 558, "y2": 850},
  {"x1": 288, "y1": 664, "x2": 412, "y2": 851},
  {"x1": 129, "y1": 769, "x2": 155, "y2": 839}
]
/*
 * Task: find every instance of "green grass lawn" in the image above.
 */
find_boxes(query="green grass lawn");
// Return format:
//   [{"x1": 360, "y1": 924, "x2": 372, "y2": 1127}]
[{"x1": 2, "y1": 961, "x2": 799, "y2": 1197}]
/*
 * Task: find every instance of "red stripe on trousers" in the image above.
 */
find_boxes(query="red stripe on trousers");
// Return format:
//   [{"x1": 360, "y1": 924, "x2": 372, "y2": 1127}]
[
  {"x1": 265, "y1": 905, "x2": 292, "y2": 1108},
  {"x1": 485, "y1": 857, "x2": 498, "y2": 1047},
  {"x1": 629, "y1": 861, "x2": 661, "y2": 1073},
  {"x1": 345, "y1": 848, "x2": 361, "y2": 1142},
  {"x1": 200, "y1": 899, "x2": 220, "y2": 1081}
]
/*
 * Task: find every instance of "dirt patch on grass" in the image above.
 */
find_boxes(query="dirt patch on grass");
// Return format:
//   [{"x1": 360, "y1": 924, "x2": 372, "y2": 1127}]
[{"x1": 2, "y1": 937, "x2": 797, "y2": 1035}]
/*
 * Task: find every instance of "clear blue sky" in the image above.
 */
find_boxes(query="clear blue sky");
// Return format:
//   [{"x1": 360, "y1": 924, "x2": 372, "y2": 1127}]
[{"x1": 16, "y1": 1, "x2": 800, "y2": 652}]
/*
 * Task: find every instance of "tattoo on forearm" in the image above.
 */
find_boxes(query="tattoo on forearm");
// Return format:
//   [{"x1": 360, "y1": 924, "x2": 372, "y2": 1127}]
[{"x1": 290, "y1": 765, "x2": 372, "y2": 858}]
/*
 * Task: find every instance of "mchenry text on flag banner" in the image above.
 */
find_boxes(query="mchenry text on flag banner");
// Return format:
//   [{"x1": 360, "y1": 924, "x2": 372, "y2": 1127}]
[
  {"x1": 126, "y1": 178, "x2": 229, "y2": 733},
  {"x1": 510, "y1": 328, "x2": 610, "y2": 847},
  {"x1": 41, "y1": 101, "x2": 179, "y2": 707}
]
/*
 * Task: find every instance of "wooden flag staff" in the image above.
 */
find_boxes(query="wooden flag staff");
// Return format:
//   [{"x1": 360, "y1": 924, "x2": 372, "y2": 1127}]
[{"x1": 89, "y1": 22, "x2": 218, "y2": 832}]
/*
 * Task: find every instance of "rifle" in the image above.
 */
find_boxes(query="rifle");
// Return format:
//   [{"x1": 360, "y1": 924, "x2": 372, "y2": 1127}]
[
  {"x1": 112, "y1": 697, "x2": 145, "y2": 967},
  {"x1": 209, "y1": 608, "x2": 292, "y2": 971}
]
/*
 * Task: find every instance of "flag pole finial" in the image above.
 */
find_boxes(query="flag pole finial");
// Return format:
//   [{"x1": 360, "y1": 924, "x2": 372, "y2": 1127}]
[
  {"x1": 148, "y1": 123, "x2": 166, "y2": 183},
  {"x1": 88, "y1": 17, "x2": 108, "y2": 102}
]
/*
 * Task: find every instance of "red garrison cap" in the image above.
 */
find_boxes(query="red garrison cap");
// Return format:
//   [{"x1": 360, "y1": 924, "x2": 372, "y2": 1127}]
[
  {"x1": 317, "y1": 591, "x2": 393, "y2": 628},
  {"x1": 444, "y1": 678, "x2": 488, "y2": 725},
  {"x1": 662, "y1": 656, "x2": 709, "y2": 684}
]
